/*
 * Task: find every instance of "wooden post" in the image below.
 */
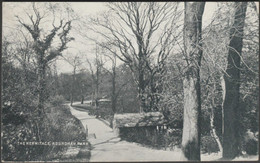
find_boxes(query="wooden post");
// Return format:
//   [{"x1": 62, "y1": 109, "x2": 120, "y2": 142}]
[{"x1": 85, "y1": 125, "x2": 88, "y2": 137}]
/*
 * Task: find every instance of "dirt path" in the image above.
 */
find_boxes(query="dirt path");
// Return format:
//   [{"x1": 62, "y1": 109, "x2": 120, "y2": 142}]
[
  {"x1": 68, "y1": 103, "x2": 258, "y2": 161},
  {"x1": 69, "y1": 104, "x2": 185, "y2": 162}
]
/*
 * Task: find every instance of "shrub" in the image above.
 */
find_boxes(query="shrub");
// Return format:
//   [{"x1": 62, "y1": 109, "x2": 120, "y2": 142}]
[
  {"x1": 48, "y1": 95, "x2": 66, "y2": 106},
  {"x1": 2, "y1": 104, "x2": 90, "y2": 161},
  {"x1": 164, "y1": 129, "x2": 182, "y2": 149},
  {"x1": 201, "y1": 135, "x2": 219, "y2": 154},
  {"x1": 244, "y1": 139, "x2": 258, "y2": 155}
]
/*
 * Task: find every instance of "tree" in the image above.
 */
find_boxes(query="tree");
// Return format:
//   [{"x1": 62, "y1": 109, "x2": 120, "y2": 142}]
[
  {"x1": 63, "y1": 54, "x2": 83, "y2": 106},
  {"x1": 85, "y1": 2, "x2": 182, "y2": 112},
  {"x1": 101, "y1": 51, "x2": 118, "y2": 114},
  {"x1": 222, "y1": 2, "x2": 247, "y2": 159},
  {"x1": 17, "y1": 3, "x2": 73, "y2": 120},
  {"x1": 86, "y1": 44, "x2": 104, "y2": 110},
  {"x1": 16, "y1": 3, "x2": 74, "y2": 120},
  {"x1": 181, "y1": 2, "x2": 205, "y2": 161},
  {"x1": 115, "y1": 64, "x2": 140, "y2": 114}
]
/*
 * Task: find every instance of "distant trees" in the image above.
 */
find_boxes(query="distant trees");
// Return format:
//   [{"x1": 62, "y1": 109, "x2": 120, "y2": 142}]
[
  {"x1": 63, "y1": 54, "x2": 83, "y2": 106},
  {"x1": 181, "y1": 2, "x2": 205, "y2": 161},
  {"x1": 115, "y1": 64, "x2": 140, "y2": 113},
  {"x1": 101, "y1": 51, "x2": 118, "y2": 114},
  {"x1": 86, "y1": 45, "x2": 104, "y2": 110}
]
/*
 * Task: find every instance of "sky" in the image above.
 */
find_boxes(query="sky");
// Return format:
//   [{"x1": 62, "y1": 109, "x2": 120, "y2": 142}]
[{"x1": 2, "y1": 2, "x2": 259, "y2": 74}]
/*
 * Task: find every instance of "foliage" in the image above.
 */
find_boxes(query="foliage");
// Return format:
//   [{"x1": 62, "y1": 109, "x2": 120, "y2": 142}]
[
  {"x1": 114, "y1": 64, "x2": 140, "y2": 113},
  {"x1": 2, "y1": 102, "x2": 89, "y2": 161},
  {"x1": 120, "y1": 127, "x2": 182, "y2": 150},
  {"x1": 201, "y1": 135, "x2": 220, "y2": 154},
  {"x1": 2, "y1": 2, "x2": 259, "y2": 159},
  {"x1": 157, "y1": 55, "x2": 184, "y2": 125},
  {"x1": 47, "y1": 95, "x2": 66, "y2": 106},
  {"x1": 243, "y1": 139, "x2": 258, "y2": 155},
  {"x1": 2, "y1": 40, "x2": 89, "y2": 161}
]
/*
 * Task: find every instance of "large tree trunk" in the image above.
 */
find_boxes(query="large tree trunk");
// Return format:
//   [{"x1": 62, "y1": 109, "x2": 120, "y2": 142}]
[
  {"x1": 222, "y1": 2, "x2": 247, "y2": 159},
  {"x1": 181, "y1": 2, "x2": 205, "y2": 161},
  {"x1": 37, "y1": 59, "x2": 46, "y2": 142}
]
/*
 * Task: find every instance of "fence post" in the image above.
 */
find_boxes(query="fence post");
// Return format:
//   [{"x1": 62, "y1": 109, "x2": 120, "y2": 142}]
[{"x1": 85, "y1": 125, "x2": 88, "y2": 138}]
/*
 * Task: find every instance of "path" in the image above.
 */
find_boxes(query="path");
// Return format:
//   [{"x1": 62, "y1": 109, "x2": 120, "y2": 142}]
[
  {"x1": 68, "y1": 104, "x2": 185, "y2": 162},
  {"x1": 68, "y1": 103, "x2": 258, "y2": 161}
]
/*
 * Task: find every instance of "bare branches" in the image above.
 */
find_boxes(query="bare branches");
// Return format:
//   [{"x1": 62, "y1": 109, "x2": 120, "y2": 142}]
[
  {"x1": 16, "y1": 3, "x2": 74, "y2": 65},
  {"x1": 88, "y1": 2, "x2": 181, "y2": 73},
  {"x1": 85, "y1": 2, "x2": 182, "y2": 111},
  {"x1": 16, "y1": 16, "x2": 40, "y2": 41},
  {"x1": 45, "y1": 20, "x2": 73, "y2": 63}
]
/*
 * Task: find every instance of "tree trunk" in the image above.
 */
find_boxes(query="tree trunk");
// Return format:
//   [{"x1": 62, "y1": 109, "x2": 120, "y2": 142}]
[
  {"x1": 81, "y1": 95, "x2": 84, "y2": 104},
  {"x1": 181, "y1": 2, "x2": 205, "y2": 161},
  {"x1": 95, "y1": 44, "x2": 100, "y2": 110},
  {"x1": 37, "y1": 61, "x2": 46, "y2": 118},
  {"x1": 222, "y1": 2, "x2": 247, "y2": 159},
  {"x1": 210, "y1": 91, "x2": 223, "y2": 154},
  {"x1": 207, "y1": 80, "x2": 223, "y2": 154},
  {"x1": 138, "y1": 88, "x2": 146, "y2": 113},
  {"x1": 210, "y1": 109, "x2": 223, "y2": 154},
  {"x1": 138, "y1": 67, "x2": 146, "y2": 113},
  {"x1": 36, "y1": 59, "x2": 46, "y2": 142},
  {"x1": 111, "y1": 69, "x2": 117, "y2": 113},
  {"x1": 80, "y1": 84, "x2": 84, "y2": 104},
  {"x1": 91, "y1": 91, "x2": 94, "y2": 106},
  {"x1": 70, "y1": 94, "x2": 73, "y2": 106},
  {"x1": 70, "y1": 66, "x2": 76, "y2": 106},
  {"x1": 95, "y1": 81, "x2": 99, "y2": 110}
]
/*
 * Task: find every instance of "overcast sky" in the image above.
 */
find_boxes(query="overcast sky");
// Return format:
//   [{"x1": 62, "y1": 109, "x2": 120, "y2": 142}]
[{"x1": 3, "y1": 2, "x2": 258, "y2": 74}]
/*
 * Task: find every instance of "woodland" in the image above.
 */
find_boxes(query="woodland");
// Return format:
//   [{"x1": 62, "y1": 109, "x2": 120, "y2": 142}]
[{"x1": 2, "y1": 2, "x2": 259, "y2": 161}]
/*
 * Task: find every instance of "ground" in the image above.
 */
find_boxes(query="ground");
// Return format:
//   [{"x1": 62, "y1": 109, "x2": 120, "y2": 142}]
[{"x1": 69, "y1": 101, "x2": 258, "y2": 162}]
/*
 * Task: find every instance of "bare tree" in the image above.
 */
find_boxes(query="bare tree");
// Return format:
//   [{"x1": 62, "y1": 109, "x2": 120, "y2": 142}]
[
  {"x1": 181, "y1": 2, "x2": 205, "y2": 161},
  {"x1": 101, "y1": 50, "x2": 117, "y2": 114},
  {"x1": 63, "y1": 54, "x2": 83, "y2": 106},
  {"x1": 16, "y1": 3, "x2": 74, "y2": 119},
  {"x1": 86, "y1": 44, "x2": 104, "y2": 111},
  {"x1": 101, "y1": 48, "x2": 129, "y2": 115},
  {"x1": 222, "y1": 2, "x2": 247, "y2": 159},
  {"x1": 84, "y1": 2, "x2": 182, "y2": 112}
]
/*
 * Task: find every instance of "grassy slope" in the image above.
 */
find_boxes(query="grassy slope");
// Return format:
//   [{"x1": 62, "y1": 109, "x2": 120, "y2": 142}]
[{"x1": 44, "y1": 104, "x2": 91, "y2": 161}]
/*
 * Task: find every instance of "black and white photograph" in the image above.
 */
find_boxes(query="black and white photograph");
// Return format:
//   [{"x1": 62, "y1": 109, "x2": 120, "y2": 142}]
[{"x1": 1, "y1": 1, "x2": 259, "y2": 162}]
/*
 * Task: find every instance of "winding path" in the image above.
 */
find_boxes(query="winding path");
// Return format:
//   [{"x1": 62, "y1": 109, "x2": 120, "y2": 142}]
[
  {"x1": 68, "y1": 103, "x2": 184, "y2": 162},
  {"x1": 68, "y1": 103, "x2": 258, "y2": 161}
]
